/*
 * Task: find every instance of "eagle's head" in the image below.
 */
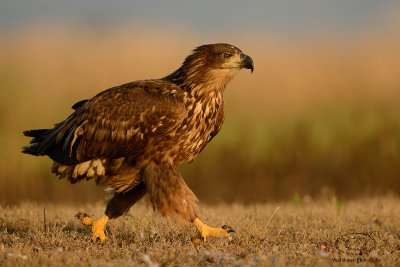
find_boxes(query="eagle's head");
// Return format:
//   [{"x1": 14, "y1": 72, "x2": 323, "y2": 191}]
[
  {"x1": 165, "y1": 43, "x2": 254, "y2": 92},
  {"x1": 190, "y1": 43, "x2": 254, "y2": 74}
]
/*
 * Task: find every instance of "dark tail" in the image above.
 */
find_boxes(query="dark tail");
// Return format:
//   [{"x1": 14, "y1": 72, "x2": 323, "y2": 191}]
[
  {"x1": 22, "y1": 109, "x2": 84, "y2": 164},
  {"x1": 22, "y1": 129, "x2": 53, "y2": 156},
  {"x1": 23, "y1": 129, "x2": 49, "y2": 138}
]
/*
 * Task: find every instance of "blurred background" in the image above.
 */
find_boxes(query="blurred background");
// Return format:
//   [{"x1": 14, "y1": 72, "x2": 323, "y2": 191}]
[{"x1": 1, "y1": 1, "x2": 400, "y2": 205}]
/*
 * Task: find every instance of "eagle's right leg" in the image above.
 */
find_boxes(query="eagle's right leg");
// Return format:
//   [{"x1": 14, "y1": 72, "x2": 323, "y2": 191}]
[
  {"x1": 76, "y1": 182, "x2": 146, "y2": 242},
  {"x1": 191, "y1": 218, "x2": 235, "y2": 243},
  {"x1": 143, "y1": 161, "x2": 233, "y2": 242}
]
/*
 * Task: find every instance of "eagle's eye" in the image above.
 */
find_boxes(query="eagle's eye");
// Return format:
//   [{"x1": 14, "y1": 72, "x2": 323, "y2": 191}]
[{"x1": 222, "y1": 52, "x2": 232, "y2": 59}]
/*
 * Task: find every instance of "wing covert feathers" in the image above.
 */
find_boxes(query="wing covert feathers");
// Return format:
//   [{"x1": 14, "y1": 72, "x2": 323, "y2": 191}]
[
  {"x1": 70, "y1": 80, "x2": 187, "y2": 162},
  {"x1": 27, "y1": 80, "x2": 186, "y2": 165},
  {"x1": 45, "y1": 80, "x2": 187, "y2": 192}
]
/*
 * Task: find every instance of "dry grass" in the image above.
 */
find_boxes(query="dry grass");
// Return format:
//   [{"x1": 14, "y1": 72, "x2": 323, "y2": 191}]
[{"x1": 1, "y1": 196, "x2": 399, "y2": 266}]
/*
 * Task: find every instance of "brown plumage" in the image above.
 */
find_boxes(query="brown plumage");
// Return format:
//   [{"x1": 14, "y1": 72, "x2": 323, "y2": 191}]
[{"x1": 23, "y1": 43, "x2": 254, "y2": 225}]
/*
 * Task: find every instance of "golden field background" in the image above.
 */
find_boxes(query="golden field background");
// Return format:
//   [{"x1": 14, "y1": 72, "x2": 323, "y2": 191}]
[{"x1": 1, "y1": 24, "x2": 400, "y2": 204}]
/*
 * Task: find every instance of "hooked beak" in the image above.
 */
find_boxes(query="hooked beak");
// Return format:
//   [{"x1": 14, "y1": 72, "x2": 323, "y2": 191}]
[{"x1": 239, "y1": 54, "x2": 254, "y2": 73}]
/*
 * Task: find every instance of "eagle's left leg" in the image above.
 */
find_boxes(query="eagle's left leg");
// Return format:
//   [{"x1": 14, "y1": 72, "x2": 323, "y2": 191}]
[
  {"x1": 76, "y1": 182, "x2": 146, "y2": 242},
  {"x1": 143, "y1": 161, "x2": 233, "y2": 242}
]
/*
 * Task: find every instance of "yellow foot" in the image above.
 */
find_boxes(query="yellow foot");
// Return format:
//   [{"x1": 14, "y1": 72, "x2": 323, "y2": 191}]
[
  {"x1": 91, "y1": 215, "x2": 109, "y2": 242},
  {"x1": 192, "y1": 218, "x2": 235, "y2": 243},
  {"x1": 75, "y1": 212, "x2": 109, "y2": 242}
]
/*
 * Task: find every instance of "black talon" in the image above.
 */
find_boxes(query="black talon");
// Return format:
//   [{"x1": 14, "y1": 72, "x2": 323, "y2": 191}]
[
  {"x1": 221, "y1": 225, "x2": 236, "y2": 233},
  {"x1": 75, "y1": 211, "x2": 90, "y2": 220}
]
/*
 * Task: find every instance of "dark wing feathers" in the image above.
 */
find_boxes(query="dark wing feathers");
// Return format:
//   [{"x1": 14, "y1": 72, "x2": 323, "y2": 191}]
[
  {"x1": 71, "y1": 99, "x2": 89, "y2": 110},
  {"x1": 34, "y1": 80, "x2": 187, "y2": 164}
]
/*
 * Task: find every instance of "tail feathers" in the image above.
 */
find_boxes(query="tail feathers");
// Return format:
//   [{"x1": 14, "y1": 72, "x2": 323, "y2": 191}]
[
  {"x1": 22, "y1": 143, "x2": 40, "y2": 155},
  {"x1": 22, "y1": 128, "x2": 53, "y2": 156},
  {"x1": 23, "y1": 129, "x2": 49, "y2": 138}
]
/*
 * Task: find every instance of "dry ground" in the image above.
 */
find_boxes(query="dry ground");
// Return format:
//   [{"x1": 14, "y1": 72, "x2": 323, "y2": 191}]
[{"x1": 0, "y1": 196, "x2": 399, "y2": 266}]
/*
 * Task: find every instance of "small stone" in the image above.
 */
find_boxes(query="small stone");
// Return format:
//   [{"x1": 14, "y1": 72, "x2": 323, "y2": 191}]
[
  {"x1": 18, "y1": 254, "x2": 28, "y2": 260},
  {"x1": 4, "y1": 252, "x2": 13, "y2": 259},
  {"x1": 319, "y1": 239, "x2": 334, "y2": 252},
  {"x1": 150, "y1": 228, "x2": 159, "y2": 235},
  {"x1": 369, "y1": 249, "x2": 379, "y2": 258},
  {"x1": 141, "y1": 254, "x2": 159, "y2": 267},
  {"x1": 139, "y1": 232, "x2": 145, "y2": 239},
  {"x1": 270, "y1": 256, "x2": 279, "y2": 263}
]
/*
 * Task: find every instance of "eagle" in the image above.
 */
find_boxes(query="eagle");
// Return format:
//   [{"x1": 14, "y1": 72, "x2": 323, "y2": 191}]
[{"x1": 22, "y1": 43, "x2": 254, "y2": 242}]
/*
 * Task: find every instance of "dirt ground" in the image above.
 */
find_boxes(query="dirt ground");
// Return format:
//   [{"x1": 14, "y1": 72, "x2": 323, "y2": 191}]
[{"x1": 0, "y1": 196, "x2": 399, "y2": 266}]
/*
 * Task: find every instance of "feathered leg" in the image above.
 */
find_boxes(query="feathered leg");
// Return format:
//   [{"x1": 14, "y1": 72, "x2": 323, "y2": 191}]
[
  {"x1": 143, "y1": 161, "x2": 233, "y2": 242},
  {"x1": 76, "y1": 182, "x2": 146, "y2": 242},
  {"x1": 143, "y1": 161, "x2": 198, "y2": 223},
  {"x1": 105, "y1": 182, "x2": 147, "y2": 219}
]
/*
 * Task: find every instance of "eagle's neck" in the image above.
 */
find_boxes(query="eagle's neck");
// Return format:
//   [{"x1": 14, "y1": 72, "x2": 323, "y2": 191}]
[
  {"x1": 163, "y1": 65, "x2": 236, "y2": 95},
  {"x1": 162, "y1": 67, "x2": 186, "y2": 86},
  {"x1": 163, "y1": 62, "x2": 234, "y2": 163}
]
